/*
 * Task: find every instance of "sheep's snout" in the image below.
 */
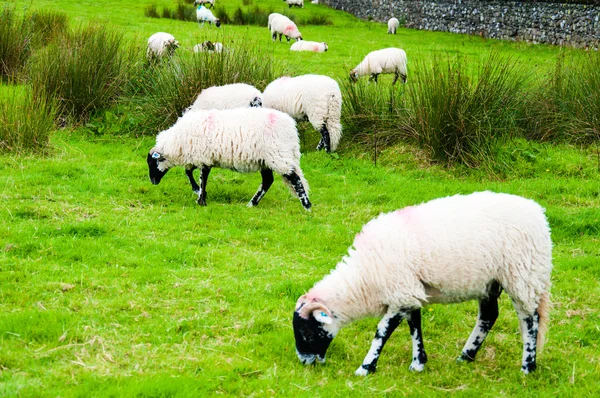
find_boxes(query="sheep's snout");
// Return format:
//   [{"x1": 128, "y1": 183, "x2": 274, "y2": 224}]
[{"x1": 215, "y1": 19, "x2": 221, "y2": 27}]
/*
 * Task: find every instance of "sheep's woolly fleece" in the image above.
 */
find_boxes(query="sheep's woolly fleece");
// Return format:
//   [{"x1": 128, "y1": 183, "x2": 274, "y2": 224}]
[
  {"x1": 353, "y1": 47, "x2": 407, "y2": 78},
  {"x1": 387, "y1": 17, "x2": 400, "y2": 34},
  {"x1": 147, "y1": 32, "x2": 178, "y2": 58},
  {"x1": 290, "y1": 41, "x2": 328, "y2": 52},
  {"x1": 186, "y1": 83, "x2": 262, "y2": 111},
  {"x1": 270, "y1": 16, "x2": 302, "y2": 40}
]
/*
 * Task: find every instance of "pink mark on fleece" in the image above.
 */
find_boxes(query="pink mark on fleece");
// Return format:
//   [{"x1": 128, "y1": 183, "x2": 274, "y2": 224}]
[
  {"x1": 206, "y1": 113, "x2": 215, "y2": 130},
  {"x1": 284, "y1": 25, "x2": 297, "y2": 34},
  {"x1": 267, "y1": 112, "x2": 277, "y2": 126}
]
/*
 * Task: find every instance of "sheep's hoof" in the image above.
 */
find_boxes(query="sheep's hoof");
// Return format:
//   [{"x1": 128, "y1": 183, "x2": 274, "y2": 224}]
[
  {"x1": 246, "y1": 201, "x2": 255, "y2": 208},
  {"x1": 196, "y1": 198, "x2": 207, "y2": 206},
  {"x1": 355, "y1": 366, "x2": 371, "y2": 376},
  {"x1": 409, "y1": 362, "x2": 425, "y2": 372},
  {"x1": 457, "y1": 353, "x2": 474, "y2": 363}
]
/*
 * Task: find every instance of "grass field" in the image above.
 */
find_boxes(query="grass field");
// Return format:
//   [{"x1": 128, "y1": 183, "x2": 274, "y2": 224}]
[{"x1": 1, "y1": 0, "x2": 600, "y2": 396}]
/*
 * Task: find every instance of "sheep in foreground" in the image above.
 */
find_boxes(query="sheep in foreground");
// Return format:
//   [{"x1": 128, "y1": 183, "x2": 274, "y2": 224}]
[
  {"x1": 284, "y1": 0, "x2": 304, "y2": 8},
  {"x1": 293, "y1": 191, "x2": 553, "y2": 375},
  {"x1": 194, "y1": 0, "x2": 214, "y2": 8},
  {"x1": 387, "y1": 17, "x2": 399, "y2": 34},
  {"x1": 263, "y1": 74, "x2": 342, "y2": 153},
  {"x1": 290, "y1": 41, "x2": 328, "y2": 52},
  {"x1": 270, "y1": 15, "x2": 302, "y2": 42},
  {"x1": 268, "y1": 13, "x2": 284, "y2": 30},
  {"x1": 186, "y1": 83, "x2": 263, "y2": 111},
  {"x1": 147, "y1": 108, "x2": 311, "y2": 210},
  {"x1": 350, "y1": 47, "x2": 407, "y2": 84},
  {"x1": 193, "y1": 41, "x2": 223, "y2": 53},
  {"x1": 146, "y1": 32, "x2": 179, "y2": 61},
  {"x1": 196, "y1": 5, "x2": 221, "y2": 27}
]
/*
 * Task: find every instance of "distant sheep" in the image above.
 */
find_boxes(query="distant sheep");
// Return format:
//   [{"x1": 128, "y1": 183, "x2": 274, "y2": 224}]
[
  {"x1": 147, "y1": 108, "x2": 311, "y2": 210},
  {"x1": 388, "y1": 17, "x2": 399, "y2": 34},
  {"x1": 194, "y1": 0, "x2": 214, "y2": 8},
  {"x1": 263, "y1": 74, "x2": 342, "y2": 152},
  {"x1": 290, "y1": 41, "x2": 328, "y2": 53},
  {"x1": 270, "y1": 15, "x2": 302, "y2": 42},
  {"x1": 350, "y1": 47, "x2": 407, "y2": 84},
  {"x1": 186, "y1": 83, "x2": 263, "y2": 111},
  {"x1": 293, "y1": 191, "x2": 553, "y2": 375},
  {"x1": 284, "y1": 0, "x2": 304, "y2": 8},
  {"x1": 311, "y1": 0, "x2": 319, "y2": 4},
  {"x1": 196, "y1": 5, "x2": 221, "y2": 27},
  {"x1": 193, "y1": 41, "x2": 223, "y2": 53},
  {"x1": 146, "y1": 32, "x2": 179, "y2": 61}
]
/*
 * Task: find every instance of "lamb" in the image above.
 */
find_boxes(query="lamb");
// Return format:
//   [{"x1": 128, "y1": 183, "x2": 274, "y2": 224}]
[
  {"x1": 146, "y1": 32, "x2": 179, "y2": 61},
  {"x1": 196, "y1": 5, "x2": 221, "y2": 27},
  {"x1": 147, "y1": 108, "x2": 311, "y2": 210},
  {"x1": 387, "y1": 17, "x2": 399, "y2": 34},
  {"x1": 270, "y1": 15, "x2": 302, "y2": 42},
  {"x1": 194, "y1": 0, "x2": 214, "y2": 9},
  {"x1": 290, "y1": 41, "x2": 328, "y2": 53},
  {"x1": 268, "y1": 13, "x2": 284, "y2": 30},
  {"x1": 350, "y1": 47, "x2": 407, "y2": 85},
  {"x1": 193, "y1": 41, "x2": 223, "y2": 53},
  {"x1": 186, "y1": 83, "x2": 263, "y2": 111},
  {"x1": 263, "y1": 74, "x2": 342, "y2": 153},
  {"x1": 293, "y1": 191, "x2": 553, "y2": 375},
  {"x1": 284, "y1": 0, "x2": 304, "y2": 8}
]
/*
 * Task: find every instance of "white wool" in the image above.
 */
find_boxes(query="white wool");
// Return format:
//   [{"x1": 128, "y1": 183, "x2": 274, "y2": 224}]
[
  {"x1": 196, "y1": 6, "x2": 219, "y2": 25},
  {"x1": 290, "y1": 41, "x2": 328, "y2": 53},
  {"x1": 302, "y1": 191, "x2": 553, "y2": 327},
  {"x1": 263, "y1": 74, "x2": 343, "y2": 151},
  {"x1": 311, "y1": 0, "x2": 319, "y2": 4},
  {"x1": 270, "y1": 16, "x2": 302, "y2": 41},
  {"x1": 153, "y1": 108, "x2": 308, "y2": 192},
  {"x1": 268, "y1": 13, "x2": 284, "y2": 30},
  {"x1": 353, "y1": 47, "x2": 407, "y2": 79},
  {"x1": 285, "y1": 0, "x2": 304, "y2": 8},
  {"x1": 146, "y1": 32, "x2": 178, "y2": 59},
  {"x1": 387, "y1": 17, "x2": 400, "y2": 34},
  {"x1": 187, "y1": 83, "x2": 262, "y2": 111}
]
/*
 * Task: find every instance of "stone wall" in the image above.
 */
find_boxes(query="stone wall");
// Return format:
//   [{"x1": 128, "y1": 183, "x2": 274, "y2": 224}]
[{"x1": 322, "y1": 0, "x2": 600, "y2": 48}]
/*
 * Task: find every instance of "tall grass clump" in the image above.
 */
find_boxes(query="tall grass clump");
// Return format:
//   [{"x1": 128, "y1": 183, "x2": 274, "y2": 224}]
[
  {"x1": 145, "y1": 4, "x2": 160, "y2": 18},
  {"x1": 0, "y1": 87, "x2": 55, "y2": 153},
  {"x1": 133, "y1": 44, "x2": 281, "y2": 134},
  {"x1": 156, "y1": 3, "x2": 196, "y2": 22},
  {"x1": 29, "y1": 10, "x2": 68, "y2": 46},
  {"x1": 0, "y1": 6, "x2": 32, "y2": 79},
  {"x1": 299, "y1": 14, "x2": 332, "y2": 26},
  {"x1": 29, "y1": 24, "x2": 139, "y2": 124},
  {"x1": 232, "y1": 6, "x2": 271, "y2": 26},
  {"x1": 214, "y1": 6, "x2": 231, "y2": 24}
]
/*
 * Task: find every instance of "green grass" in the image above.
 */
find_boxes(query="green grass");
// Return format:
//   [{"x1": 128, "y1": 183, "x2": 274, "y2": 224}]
[{"x1": 1, "y1": 0, "x2": 600, "y2": 396}]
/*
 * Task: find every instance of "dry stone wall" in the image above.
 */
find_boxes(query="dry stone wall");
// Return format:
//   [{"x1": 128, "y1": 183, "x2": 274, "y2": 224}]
[{"x1": 322, "y1": 0, "x2": 600, "y2": 48}]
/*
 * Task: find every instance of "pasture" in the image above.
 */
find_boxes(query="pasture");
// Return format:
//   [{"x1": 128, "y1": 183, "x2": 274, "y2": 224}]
[{"x1": 1, "y1": 0, "x2": 599, "y2": 396}]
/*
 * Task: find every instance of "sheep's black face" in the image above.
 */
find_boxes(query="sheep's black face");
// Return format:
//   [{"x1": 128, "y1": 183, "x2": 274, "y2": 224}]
[
  {"x1": 293, "y1": 311, "x2": 334, "y2": 365},
  {"x1": 215, "y1": 20, "x2": 221, "y2": 27},
  {"x1": 147, "y1": 151, "x2": 170, "y2": 185},
  {"x1": 250, "y1": 96, "x2": 262, "y2": 108},
  {"x1": 349, "y1": 70, "x2": 358, "y2": 82}
]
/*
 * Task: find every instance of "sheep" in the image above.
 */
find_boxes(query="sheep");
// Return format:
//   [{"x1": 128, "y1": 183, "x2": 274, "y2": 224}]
[
  {"x1": 193, "y1": 41, "x2": 223, "y2": 53},
  {"x1": 270, "y1": 15, "x2": 302, "y2": 42},
  {"x1": 194, "y1": 0, "x2": 214, "y2": 9},
  {"x1": 263, "y1": 74, "x2": 342, "y2": 153},
  {"x1": 293, "y1": 191, "x2": 553, "y2": 375},
  {"x1": 290, "y1": 41, "x2": 328, "y2": 53},
  {"x1": 186, "y1": 83, "x2": 263, "y2": 111},
  {"x1": 311, "y1": 0, "x2": 319, "y2": 4},
  {"x1": 147, "y1": 108, "x2": 311, "y2": 210},
  {"x1": 388, "y1": 17, "x2": 399, "y2": 34},
  {"x1": 284, "y1": 0, "x2": 304, "y2": 8},
  {"x1": 196, "y1": 5, "x2": 221, "y2": 27},
  {"x1": 350, "y1": 47, "x2": 407, "y2": 85},
  {"x1": 268, "y1": 13, "x2": 284, "y2": 30},
  {"x1": 146, "y1": 32, "x2": 179, "y2": 61}
]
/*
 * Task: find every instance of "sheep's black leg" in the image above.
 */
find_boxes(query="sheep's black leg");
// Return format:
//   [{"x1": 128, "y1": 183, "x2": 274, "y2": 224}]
[
  {"x1": 518, "y1": 309, "x2": 539, "y2": 374},
  {"x1": 458, "y1": 281, "x2": 502, "y2": 363},
  {"x1": 401, "y1": 73, "x2": 407, "y2": 83},
  {"x1": 196, "y1": 165, "x2": 211, "y2": 206},
  {"x1": 279, "y1": 33, "x2": 283, "y2": 42},
  {"x1": 248, "y1": 169, "x2": 274, "y2": 207},
  {"x1": 392, "y1": 71, "x2": 399, "y2": 85},
  {"x1": 185, "y1": 165, "x2": 200, "y2": 194},
  {"x1": 315, "y1": 124, "x2": 331, "y2": 153},
  {"x1": 272, "y1": 32, "x2": 277, "y2": 41},
  {"x1": 356, "y1": 310, "x2": 406, "y2": 376},
  {"x1": 407, "y1": 309, "x2": 428, "y2": 371},
  {"x1": 369, "y1": 74, "x2": 379, "y2": 83},
  {"x1": 283, "y1": 171, "x2": 311, "y2": 210}
]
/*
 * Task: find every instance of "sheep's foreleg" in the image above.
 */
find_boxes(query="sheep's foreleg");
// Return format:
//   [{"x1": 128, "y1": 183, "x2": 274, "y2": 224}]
[
  {"x1": 406, "y1": 309, "x2": 428, "y2": 371},
  {"x1": 458, "y1": 281, "x2": 501, "y2": 363},
  {"x1": 392, "y1": 71, "x2": 399, "y2": 85},
  {"x1": 248, "y1": 169, "x2": 274, "y2": 207},
  {"x1": 283, "y1": 171, "x2": 311, "y2": 210},
  {"x1": 355, "y1": 310, "x2": 405, "y2": 376},
  {"x1": 272, "y1": 32, "x2": 277, "y2": 41},
  {"x1": 185, "y1": 165, "x2": 200, "y2": 193},
  {"x1": 196, "y1": 165, "x2": 211, "y2": 206},
  {"x1": 316, "y1": 124, "x2": 331, "y2": 153},
  {"x1": 517, "y1": 309, "x2": 539, "y2": 374},
  {"x1": 369, "y1": 74, "x2": 378, "y2": 83}
]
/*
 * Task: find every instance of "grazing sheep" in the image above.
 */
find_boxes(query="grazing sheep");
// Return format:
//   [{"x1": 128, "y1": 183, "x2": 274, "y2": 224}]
[
  {"x1": 186, "y1": 83, "x2": 263, "y2": 111},
  {"x1": 350, "y1": 47, "x2": 407, "y2": 85},
  {"x1": 270, "y1": 15, "x2": 302, "y2": 42},
  {"x1": 196, "y1": 5, "x2": 221, "y2": 27},
  {"x1": 387, "y1": 17, "x2": 400, "y2": 34},
  {"x1": 194, "y1": 0, "x2": 214, "y2": 8},
  {"x1": 311, "y1": 0, "x2": 319, "y2": 4},
  {"x1": 147, "y1": 108, "x2": 311, "y2": 210},
  {"x1": 146, "y1": 32, "x2": 179, "y2": 61},
  {"x1": 290, "y1": 41, "x2": 328, "y2": 53},
  {"x1": 284, "y1": 0, "x2": 304, "y2": 8},
  {"x1": 293, "y1": 191, "x2": 553, "y2": 375},
  {"x1": 268, "y1": 13, "x2": 284, "y2": 30},
  {"x1": 263, "y1": 74, "x2": 342, "y2": 153},
  {"x1": 193, "y1": 41, "x2": 223, "y2": 53}
]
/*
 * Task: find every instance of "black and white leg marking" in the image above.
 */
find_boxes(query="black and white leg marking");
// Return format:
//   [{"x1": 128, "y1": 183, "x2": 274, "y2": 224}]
[
  {"x1": 407, "y1": 309, "x2": 428, "y2": 372},
  {"x1": 248, "y1": 169, "x2": 274, "y2": 207},
  {"x1": 315, "y1": 124, "x2": 331, "y2": 153},
  {"x1": 369, "y1": 73, "x2": 379, "y2": 83},
  {"x1": 196, "y1": 165, "x2": 211, "y2": 206},
  {"x1": 185, "y1": 165, "x2": 200, "y2": 194},
  {"x1": 392, "y1": 71, "x2": 399, "y2": 85},
  {"x1": 283, "y1": 171, "x2": 311, "y2": 210},
  {"x1": 458, "y1": 281, "x2": 502, "y2": 362},
  {"x1": 355, "y1": 310, "x2": 405, "y2": 376},
  {"x1": 519, "y1": 310, "x2": 539, "y2": 374}
]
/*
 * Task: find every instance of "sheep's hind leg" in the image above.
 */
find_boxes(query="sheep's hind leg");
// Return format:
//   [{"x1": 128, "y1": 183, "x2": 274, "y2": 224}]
[
  {"x1": 407, "y1": 309, "x2": 428, "y2": 371},
  {"x1": 516, "y1": 306, "x2": 539, "y2": 374},
  {"x1": 315, "y1": 124, "x2": 331, "y2": 153},
  {"x1": 392, "y1": 71, "x2": 399, "y2": 85},
  {"x1": 458, "y1": 281, "x2": 502, "y2": 363},
  {"x1": 356, "y1": 309, "x2": 406, "y2": 376},
  {"x1": 185, "y1": 165, "x2": 200, "y2": 194},
  {"x1": 248, "y1": 169, "x2": 274, "y2": 207},
  {"x1": 196, "y1": 165, "x2": 211, "y2": 206},
  {"x1": 283, "y1": 171, "x2": 311, "y2": 210}
]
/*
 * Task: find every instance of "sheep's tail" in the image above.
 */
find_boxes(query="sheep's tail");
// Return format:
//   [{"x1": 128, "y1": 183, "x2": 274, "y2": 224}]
[
  {"x1": 537, "y1": 291, "x2": 551, "y2": 352},
  {"x1": 325, "y1": 92, "x2": 343, "y2": 151}
]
